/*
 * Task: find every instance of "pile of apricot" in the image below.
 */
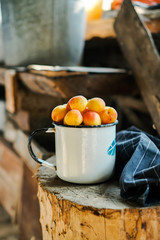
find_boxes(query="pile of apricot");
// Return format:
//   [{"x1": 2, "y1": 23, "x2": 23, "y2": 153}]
[{"x1": 51, "y1": 96, "x2": 118, "y2": 126}]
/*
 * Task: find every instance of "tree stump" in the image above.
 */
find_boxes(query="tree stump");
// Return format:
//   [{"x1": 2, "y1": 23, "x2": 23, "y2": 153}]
[{"x1": 37, "y1": 158, "x2": 160, "y2": 240}]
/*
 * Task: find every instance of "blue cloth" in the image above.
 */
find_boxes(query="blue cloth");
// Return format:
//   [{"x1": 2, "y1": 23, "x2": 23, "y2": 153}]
[{"x1": 116, "y1": 126, "x2": 160, "y2": 206}]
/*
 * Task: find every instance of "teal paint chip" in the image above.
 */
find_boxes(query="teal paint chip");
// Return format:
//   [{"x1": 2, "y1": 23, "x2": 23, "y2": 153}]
[{"x1": 107, "y1": 139, "x2": 116, "y2": 156}]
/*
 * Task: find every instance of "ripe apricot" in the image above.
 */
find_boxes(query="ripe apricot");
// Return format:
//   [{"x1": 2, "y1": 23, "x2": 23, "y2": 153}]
[
  {"x1": 87, "y1": 97, "x2": 105, "y2": 113},
  {"x1": 67, "y1": 95, "x2": 88, "y2": 112},
  {"x1": 66, "y1": 102, "x2": 71, "y2": 111},
  {"x1": 64, "y1": 109, "x2": 83, "y2": 126},
  {"x1": 81, "y1": 107, "x2": 89, "y2": 116},
  {"x1": 51, "y1": 105, "x2": 67, "y2": 123},
  {"x1": 99, "y1": 107, "x2": 118, "y2": 124},
  {"x1": 83, "y1": 111, "x2": 101, "y2": 126}
]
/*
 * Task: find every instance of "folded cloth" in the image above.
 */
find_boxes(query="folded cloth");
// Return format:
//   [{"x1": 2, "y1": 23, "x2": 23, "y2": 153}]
[{"x1": 116, "y1": 126, "x2": 160, "y2": 206}]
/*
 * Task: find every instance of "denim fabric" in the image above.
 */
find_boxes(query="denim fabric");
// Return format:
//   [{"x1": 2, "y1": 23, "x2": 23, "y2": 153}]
[{"x1": 116, "y1": 126, "x2": 160, "y2": 206}]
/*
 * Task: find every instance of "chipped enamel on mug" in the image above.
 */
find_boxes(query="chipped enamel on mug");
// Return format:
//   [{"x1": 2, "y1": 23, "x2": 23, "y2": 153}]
[{"x1": 28, "y1": 120, "x2": 118, "y2": 184}]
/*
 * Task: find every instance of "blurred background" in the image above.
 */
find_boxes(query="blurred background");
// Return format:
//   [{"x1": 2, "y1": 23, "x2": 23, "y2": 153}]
[{"x1": 0, "y1": 0, "x2": 159, "y2": 239}]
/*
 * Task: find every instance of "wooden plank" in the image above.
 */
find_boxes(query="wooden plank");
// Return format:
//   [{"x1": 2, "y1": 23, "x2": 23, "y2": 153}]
[
  {"x1": 7, "y1": 85, "x2": 64, "y2": 132},
  {"x1": 7, "y1": 111, "x2": 30, "y2": 132},
  {"x1": 16, "y1": 84, "x2": 64, "y2": 111},
  {"x1": 0, "y1": 68, "x2": 6, "y2": 85},
  {"x1": 4, "y1": 119, "x2": 53, "y2": 173},
  {"x1": 0, "y1": 223, "x2": 18, "y2": 239},
  {"x1": 113, "y1": 96, "x2": 148, "y2": 113},
  {"x1": 0, "y1": 100, "x2": 6, "y2": 131},
  {"x1": 122, "y1": 107, "x2": 146, "y2": 130},
  {"x1": 18, "y1": 71, "x2": 138, "y2": 98},
  {"x1": 115, "y1": 0, "x2": 160, "y2": 134},
  {"x1": 86, "y1": 18, "x2": 116, "y2": 40},
  {"x1": 0, "y1": 205, "x2": 10, "y2": 223},
  {"x1": 13, "y1": 129, "x2": 52, "y2": 173},
  {"x1": 18, "y1": 72, "x2": 66, "y2": 98},
  {"x1": 4, "y1": 120, "x2": 18, "y2": 143},
  {"x1": 5, "y1": 70, "x2": 17, "y2": 113},
  {"x1": 85, "y1": 13, "x2": 160, "y2": 41},
  {"x1": 19, "y1": 164, "x2": 42, "y2": 240},
  {"x1": 145, "y1": 18, "x2": 160, "y2": 33},
  {"x1": 0, "y1": 205, "x2": 19, "y2": 239},
  {"x1": 0, "y1": 136, "x2": 23, "y2": 222},
  {"x1": 0, "y1": 136, "x2": 42, "y2": 239}
]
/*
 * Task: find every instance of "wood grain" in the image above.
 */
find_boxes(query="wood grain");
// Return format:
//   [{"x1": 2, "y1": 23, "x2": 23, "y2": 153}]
[
  {"x1": 86, "y1": 18, "x2": 116, "y2": 40},
  {"x1": 7, "y1": 85, "x2": 64, "y2": 132},
  {"x1": 115, "y1": 0, "x2": 160, "y2": 134},
  {"x1": 18, "y1": 71, "x2": 137, "y2": 98},
  {"x1": 5, "y1": 70, "x2": 17, "y2": 113},
  {"x1": 4, "y1": 119, "x2": 52, "y2": 173},
  {"x1": 19, "y1": 164, "x2": 42, "y2": 240},
  {"x1": 85, "y1": 13, "x2": 160, "y2": 41},
  {"x1": 0, "y1": 68, "x2": 6, "y2": 85},
  {"x1": 37, "y1": 160, "x2": 160, "y2": 240},
  {"x1": 113, "y1": 96, "x2": 148, "y2": 113},
  {"x1": 0, "y1": 136, "x2": 23, "y2": 222}
]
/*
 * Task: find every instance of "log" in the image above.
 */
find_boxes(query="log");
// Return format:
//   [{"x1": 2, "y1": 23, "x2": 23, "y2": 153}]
[
  {"x1": 13, "y1": 129, "x2": 52, "y2": 173},
  {"x1": 113, "y1": 96, "x2": 148, "y2": 113},
  {"x1": 0, "y1": 205, "x2": 10, "y2": 223},
  {"x1": 0, "y1": 136, "x2": 23, "y2": 222},
  {"x1": 16, "y1": 84, "x2": 64, "y2": 113},
  {"x1": 0, "y1": 133, "x2": 43, "y2": 239},
  {"x1": 18, "y1": 72, "x2": 65, "y2": 98},
  {"x1": 37, "y1": 159, "x2": 160, "y2": 240},
  {"x1": 7, "y1": 85, "x2": 64, "y2": 132},
  {"x1": 0, "y1": 99, "x2": 6, "y2": 131},
  {"x1": 18, "y1": 71, "x2": 137, "y2": 98},
  {"x1": 19, "y1": 164, "x2": 42, "y2": 240},
  {"x1": 0, "y1": 66, "x2": 137, "y2": 99},
  {"x1": 121, "y1": 107, "x2": 146, "y2": 130},
  {"x1": 4, "y1": 119, "x2": 52, "y2": 172},
  {"x1": 0, "y1": 68, "x2": 6, "y2": 85},
  {"x1": 4, "y1": 70, "x2": 17, "y2": 113},
  {"x1": 113, "y1": 96, "x2": 154, "y2": 133},
  {"x1": 114, "y1": 0, "x2": 160, "y2": 135},
  {"x1": 0, "y1": 223, "x2": 18, "y2": 239},
  {"x1": 7, "y1": 111, "x2": 30, "y2": 132},
  {"x1": 0, "y1": 205, "x2": 19, "y2": 239},
  {"x1": 4, "y1": 119, "x2": 18, "y2": 143}
]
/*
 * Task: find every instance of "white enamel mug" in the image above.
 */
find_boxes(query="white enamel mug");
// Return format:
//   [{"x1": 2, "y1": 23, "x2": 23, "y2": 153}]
[{"x1": 28, "y1": 121, "x2": 118, "y2": 184}]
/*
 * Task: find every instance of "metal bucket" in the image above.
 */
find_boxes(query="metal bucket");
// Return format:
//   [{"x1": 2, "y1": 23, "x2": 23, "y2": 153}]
[{"x1": 1, "y1": 0, "x2": 86, "y2": 66}]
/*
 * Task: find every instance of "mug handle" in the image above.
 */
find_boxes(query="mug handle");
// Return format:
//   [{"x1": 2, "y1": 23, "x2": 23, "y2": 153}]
[{"x1": 28, "y1": 127, "x2": 56, "y2": 170}]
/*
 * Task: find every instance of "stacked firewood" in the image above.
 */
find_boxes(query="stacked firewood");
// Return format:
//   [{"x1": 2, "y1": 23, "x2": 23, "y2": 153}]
[{"x1": 0, "y1": 71, "x2": 65, "y2": 239}]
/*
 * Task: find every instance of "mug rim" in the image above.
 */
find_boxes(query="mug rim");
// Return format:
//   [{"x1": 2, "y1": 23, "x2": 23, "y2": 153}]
[{"x1": 52, "y1": 120, "x2": 118, "y2": 128}]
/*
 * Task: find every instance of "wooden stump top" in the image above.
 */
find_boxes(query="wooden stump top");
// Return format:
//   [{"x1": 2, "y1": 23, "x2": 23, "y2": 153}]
[
  {"x1": 37, "y1": 158, "x2": 160, "y2": 240},
  {"x1": 37, "y1": 157, "x2": 137, "y2": 210}
]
